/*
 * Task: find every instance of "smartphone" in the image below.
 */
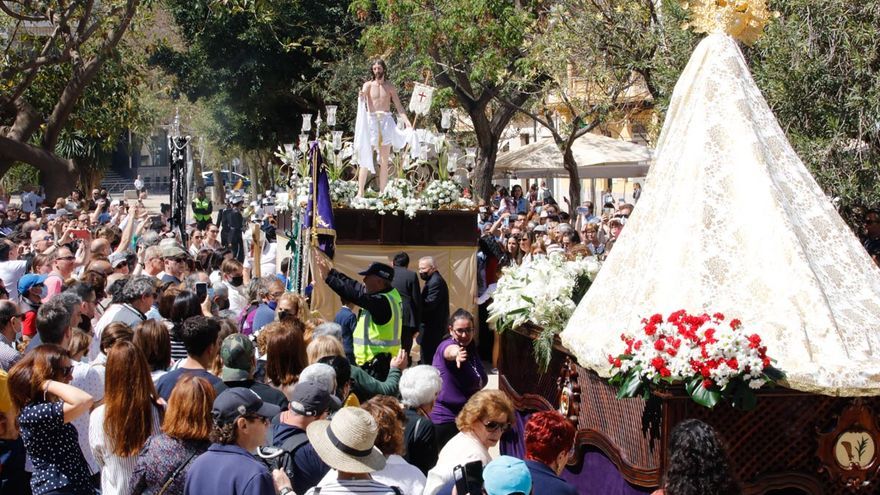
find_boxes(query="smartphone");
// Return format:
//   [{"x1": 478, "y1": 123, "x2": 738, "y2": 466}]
[
  {"x1": 453, "y1": 460, "x2": 483, "y2": 495},
  {"x1": 576, "y1": 206, "x2": 588, "y2": 216},
  {"x1": 70, "y1": 229, "x2": 89, "y2": 239},
  {"x1": 195, "y1": 282, "x2": 208, "y2": 302}
]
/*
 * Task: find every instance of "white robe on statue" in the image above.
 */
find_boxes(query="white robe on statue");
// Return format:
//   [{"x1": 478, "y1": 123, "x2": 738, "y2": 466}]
[{"x1": 353, "y1": 96, "x2": 418, "y2": 173}]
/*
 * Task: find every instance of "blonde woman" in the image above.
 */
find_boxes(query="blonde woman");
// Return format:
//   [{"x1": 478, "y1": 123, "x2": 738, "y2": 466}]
[
  {"x1": 423, "y1": 389, "x2": 514, "y2": 495},
  {"x1": 307, "y1": 335, "x2": 405, "y2": 403}
]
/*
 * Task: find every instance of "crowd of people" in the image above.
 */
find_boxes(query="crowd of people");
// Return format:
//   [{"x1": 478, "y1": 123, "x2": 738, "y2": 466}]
[{"x1": 0, "y1": 181, "x2": 744, "y2": 495}]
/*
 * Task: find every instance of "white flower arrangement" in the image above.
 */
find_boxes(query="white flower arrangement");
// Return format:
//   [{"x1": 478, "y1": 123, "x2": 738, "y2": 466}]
[
  {"x1": 329, "y1": 179, "x2": 357, "y2": 206},
  {"x1": 422, "y1": 179, "x2": 462, "y2": 209},
  {"x1": 488, "y1": 253, "x2": 600, "y2": 369}
]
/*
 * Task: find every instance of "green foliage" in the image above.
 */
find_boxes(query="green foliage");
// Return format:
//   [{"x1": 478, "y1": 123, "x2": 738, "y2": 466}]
[
  {"x1": 0, "y1": 164, "x2": 40, "y2": 194},
  {"x1": 153, "y1": 0, "x2": 362, "y2": 151},
  {"x1": 748, "y1": 1, "x2": 880, "y2": 227}
]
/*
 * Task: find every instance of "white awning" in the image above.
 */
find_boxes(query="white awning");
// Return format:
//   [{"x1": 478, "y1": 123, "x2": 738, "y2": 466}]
[{"x1": 493, "y1": 133, "x2": 653, "y2": 179}]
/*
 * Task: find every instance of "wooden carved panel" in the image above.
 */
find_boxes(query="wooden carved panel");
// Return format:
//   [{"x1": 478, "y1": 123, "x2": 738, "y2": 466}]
[{"x1": 817, "y1": 399, "x2": 880, "y2": 490}]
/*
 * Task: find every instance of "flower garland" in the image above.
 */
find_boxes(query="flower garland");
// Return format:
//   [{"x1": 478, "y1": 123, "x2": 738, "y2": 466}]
[
  {"x1": 488, "y1": 253, "x2": 600, "y2": 371},
  {"x1": 608, "y1": 310, "x2": 784, "y2": 410}
]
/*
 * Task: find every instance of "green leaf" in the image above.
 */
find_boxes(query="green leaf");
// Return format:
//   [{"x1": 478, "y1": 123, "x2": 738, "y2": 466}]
[
  {"x1": 687, "y1": 379, "x2": 721, "y2": 409},
  {"x1": 764, "y1": 366, "x2": 785, "y2": 381},
  {"x1": 728, "y1": 381, "x2": 758, "y2": 411},
  {"x1": 616, "y1": 369, "x2": 644, "y2": 399}
]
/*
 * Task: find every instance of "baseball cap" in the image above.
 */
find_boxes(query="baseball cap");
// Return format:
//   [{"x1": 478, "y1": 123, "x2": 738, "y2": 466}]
[
  {"x1": 220, "y1": 334, "x2": 255, "y2": 381},
  {"x1": 533, "y1": 224, "x2": 548, "y2": 233},
  {"x1": 482, "y1": 456, "x2": 532, "y2": 495},
  {"x1": 108, "y1": 251, "x2": 128, "y2": 268},
  {"x1": 18, "y1": 274, "x2": 47, "y2": 295},
  {"x1": 212, "y1": 387, "x2": 280, "y2": 425},
  {"x1": 161, "y1": 244, "x2": 186, "y2": 259},
  {"x1": 288, "y1": 380, "x2": 333, "y2": 417},
  {"x1": 358, "y1": 262, "x2": 394, "y2": 282}
]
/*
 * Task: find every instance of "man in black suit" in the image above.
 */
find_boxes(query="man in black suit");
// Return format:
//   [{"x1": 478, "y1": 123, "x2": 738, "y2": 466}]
[
  {"x1": 391, "y1": 252, "x2": 422, "y2": 363},
  {"x1": 418, "y1": 256, "x2": 449, "y2": 365}
]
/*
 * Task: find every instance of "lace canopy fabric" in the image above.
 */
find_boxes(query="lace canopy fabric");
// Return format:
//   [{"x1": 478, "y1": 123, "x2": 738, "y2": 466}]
[{"x1": 561, "y1": 33, "x2": 880, "y2": 397}]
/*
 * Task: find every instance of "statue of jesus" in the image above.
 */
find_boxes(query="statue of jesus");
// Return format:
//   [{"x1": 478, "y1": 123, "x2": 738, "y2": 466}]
[{"x1": 358, "y1": 59, "x2": 411, "y2": 196}]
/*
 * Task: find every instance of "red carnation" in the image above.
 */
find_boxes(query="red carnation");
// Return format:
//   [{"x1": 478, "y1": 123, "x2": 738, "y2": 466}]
[
  {"x1": 713, "y1": 312, "x2": 725, "y2": 321},
  {"x1": 607, "y1": 354, "x2": 615, "y2": 364},
  {"x1": 634, "y1": 341, "x2": 643, "y2": 351},
  {"x1": 651, "y1": 357, "x2": 665, "y2": 370},
  {"x1": 727, "y1": 358, "x2": 739, "y2": 370},
  {"x1": 660, "y1": 367, "x2": 671, "y2": 378},
  {"x1": 644, "y1": 323, "x2": 657, "y2": 336},
  {"x1": 613, "y1": 358, "x2": 622, "y2": 368},
  {"x1": 702, "y1": 379, "x2": 714, "y2": 389},
  {"x1": 762, "y1": 357, "x2": 771, "y2": 368},
  {"x1": 667, "y1": 347, "x2": 678, "y2": 357},
  {"x1": 748, "y1": 334, "x2": 762, "y2": 349},
  {"x1": 650, "y1": 314, "x2": 663, "y2": 325},
  {"x1": 700, "y1": 366, "x2": 711, "y2": 378},
  {"x1": 730, "y1": 318, "x2": 742, "y2": 329},
  {"x1": 654, "y1": 340, "x2": 665, "y2": 351}
]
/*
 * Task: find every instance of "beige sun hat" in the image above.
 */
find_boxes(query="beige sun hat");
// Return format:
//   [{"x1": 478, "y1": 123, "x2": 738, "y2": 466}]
[{"x1": 306, "y1": 407, "x2": 386, "y2": 473}]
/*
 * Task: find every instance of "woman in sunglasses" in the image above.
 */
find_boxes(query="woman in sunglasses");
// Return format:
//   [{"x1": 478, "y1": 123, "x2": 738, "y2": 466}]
[
  {"x1": 7, "y1": 344, "x2": 95, "y2": 495},
  {"x1": 429, "y1": 309, "x2": 488, "y2": 451},
  {"x1": 423, "y1": 389, "x2": 514, "y2": 495}
]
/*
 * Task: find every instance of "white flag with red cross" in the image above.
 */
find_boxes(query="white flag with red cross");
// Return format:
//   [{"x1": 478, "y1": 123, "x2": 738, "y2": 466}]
[{"x1": 408, "y1": 82, "x2": 435, "y2": 116}]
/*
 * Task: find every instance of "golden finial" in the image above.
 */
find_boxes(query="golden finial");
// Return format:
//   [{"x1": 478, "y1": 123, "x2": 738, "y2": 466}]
[{"x1": 681, "y1": 0, "x2": 777, "y2": 45}]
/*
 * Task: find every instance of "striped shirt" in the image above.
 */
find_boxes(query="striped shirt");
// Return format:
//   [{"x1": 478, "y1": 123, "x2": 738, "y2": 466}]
[
  {"x1": 305, "y1": 479, "x2": 400, "y2": 494},
  {"x1": 89, "y1": 403, "x2": 162, "y2": 495},
  {"x1": 0, "y1": 333, "x2": 21, "y2": 371}
]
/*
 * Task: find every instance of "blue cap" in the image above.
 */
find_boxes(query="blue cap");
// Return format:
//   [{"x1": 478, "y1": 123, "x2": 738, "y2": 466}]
[
  {"x1": 482, "y1": 456, "x2": 532, "y2": 495},
  {"x1": 18, "y1": 274, "x2": 48, "y2": 296}
]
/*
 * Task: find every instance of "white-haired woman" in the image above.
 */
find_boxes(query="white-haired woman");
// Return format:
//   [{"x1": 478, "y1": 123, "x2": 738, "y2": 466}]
[{"x1": 399, "y1": 365, "x2": 442, "y2": 475}]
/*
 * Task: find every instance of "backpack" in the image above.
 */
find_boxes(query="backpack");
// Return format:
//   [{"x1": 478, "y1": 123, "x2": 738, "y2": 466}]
[{"x1": 268, "y1": 429, "x2": 310, "y2": 483}]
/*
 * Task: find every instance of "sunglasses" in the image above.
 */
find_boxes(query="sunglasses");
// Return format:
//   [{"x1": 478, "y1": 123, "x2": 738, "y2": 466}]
[{"x1": 483, "y1": 420, "x2": 511, "y2": 433}]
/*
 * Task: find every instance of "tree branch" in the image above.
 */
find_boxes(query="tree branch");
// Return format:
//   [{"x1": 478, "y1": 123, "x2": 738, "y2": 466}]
[
  {"x1": 0, "y1": 1, "x2": 47, "y2": 22},
  {"x1": 43, "y1": 0, "x2": 140, "y2": 149}
]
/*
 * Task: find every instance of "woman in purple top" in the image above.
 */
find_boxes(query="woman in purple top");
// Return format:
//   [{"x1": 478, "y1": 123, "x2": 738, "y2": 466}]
[{"x1": 429, "y1": 309, "x2": 488, "y2": 450}]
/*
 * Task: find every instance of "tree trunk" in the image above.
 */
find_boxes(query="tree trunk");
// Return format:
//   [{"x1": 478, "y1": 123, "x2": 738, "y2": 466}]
[
  {"x1": 469, "y1": 111, "x2": 498, "y2": 202},
  {"x1": 0, "y1": 135, "x2": 77, "y2": 201},
  {"x1": 562, "y1": 146, "x2": 582, "y2": 217}
]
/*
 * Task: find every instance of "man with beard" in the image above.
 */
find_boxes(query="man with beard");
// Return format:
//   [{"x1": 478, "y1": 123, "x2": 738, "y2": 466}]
[{"x1": 357, "y1": 59, "x2": 411, "y2": 197}]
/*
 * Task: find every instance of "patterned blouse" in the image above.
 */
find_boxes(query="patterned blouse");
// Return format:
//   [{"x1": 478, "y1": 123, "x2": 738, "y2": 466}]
[
  {"x1": 129, "y1": 434, "x2": 210, "y2": 495},
  {"x1": 18, "y1": 401, "x2": 94, "y2": 495}
]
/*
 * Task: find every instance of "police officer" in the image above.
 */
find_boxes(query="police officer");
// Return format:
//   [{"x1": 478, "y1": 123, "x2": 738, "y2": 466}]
[
  {"x1": 226, "y1": 193, "x2": 245, "y2": 262},
  {"x1": 192, "y1": 187, "x2": 213, "y2": 230},
  {"x1": 311, "y1": 249, "x2": 406, "y2": 370}
]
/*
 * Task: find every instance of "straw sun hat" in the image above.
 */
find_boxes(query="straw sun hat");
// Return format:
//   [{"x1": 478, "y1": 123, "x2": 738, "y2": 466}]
[{"x1": 306, "y1": 407, "x2": 387, "y2": 473}]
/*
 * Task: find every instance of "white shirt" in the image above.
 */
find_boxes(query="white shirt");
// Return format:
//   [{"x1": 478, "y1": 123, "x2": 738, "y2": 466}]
[
  {"x1": 72, "y1": 360, "x2": 105, "y2": 475},
  {"x1": 90, "y1": 304, "x2": 146, "y2": 362},
  {"x1": 305, "y1": 479, "x2": 398, "y2": 495},
  {"x1": 134, "y1": 179, "x2": 144, "y2": 189},
  {"x1": 89, "y1": 404, "x2": 161, "y2": 495},
  {"x1": 224, "y1": 281, "x2": 248, "y2": 315},
  {"x1": 424, "y1": 432, "x2": 492, "y2": 495},
  {"x1": 319, "y1": 455, "x2": 424, "y2": 495},
  {"x1": 0, "y1": 259, "x2": 27, "y2": 300},
  {"x1": 20, "y1": 191, "x2": 44, "y2": 213}
]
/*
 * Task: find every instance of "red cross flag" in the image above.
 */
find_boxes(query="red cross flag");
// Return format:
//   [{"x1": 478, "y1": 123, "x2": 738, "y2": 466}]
[{"x1": 408, "y1": 82, "x2": 435, "y2": 116}]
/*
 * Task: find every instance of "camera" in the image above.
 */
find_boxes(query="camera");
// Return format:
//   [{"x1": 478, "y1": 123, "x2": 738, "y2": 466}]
[{"x1": 255, "y1": 446, "x2": 285, "y2": 471}]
